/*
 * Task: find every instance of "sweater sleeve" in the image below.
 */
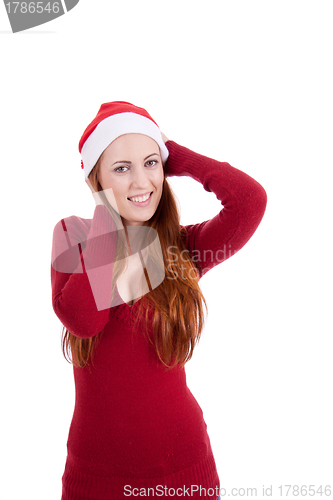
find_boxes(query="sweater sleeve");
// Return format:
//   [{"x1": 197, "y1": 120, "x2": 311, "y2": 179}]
[
  {"x1": 51, "y1": 204, "x2": 119, "y2": 339},
  {"x1": 164, "y1": 140, "x2": 267, "y2": 278}
]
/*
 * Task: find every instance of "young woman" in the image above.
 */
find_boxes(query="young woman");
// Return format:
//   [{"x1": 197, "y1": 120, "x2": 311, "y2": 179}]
[{"x1": 51, "y1": 101, "x2": 267, "y2": 500}]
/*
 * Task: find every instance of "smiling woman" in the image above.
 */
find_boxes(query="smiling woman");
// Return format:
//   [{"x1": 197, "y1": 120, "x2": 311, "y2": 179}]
[{"x1": 51, "y1": 101, "x2": 267, "y2": 500}]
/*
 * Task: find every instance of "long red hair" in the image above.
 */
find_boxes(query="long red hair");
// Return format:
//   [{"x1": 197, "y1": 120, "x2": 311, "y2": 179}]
[{"x1": 61, "y1": 157, "x2": 208, "y2": 370}]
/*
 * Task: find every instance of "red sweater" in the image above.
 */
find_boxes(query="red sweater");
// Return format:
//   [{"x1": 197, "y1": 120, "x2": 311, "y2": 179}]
[{"x1": 51, "y1": 141, "x2": 267, "y2": 500}]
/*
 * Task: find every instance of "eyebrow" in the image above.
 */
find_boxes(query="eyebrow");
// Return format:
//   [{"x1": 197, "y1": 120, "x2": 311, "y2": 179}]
[{"x1": 111, "y1": 153, "x2": 159, "y2": 166}]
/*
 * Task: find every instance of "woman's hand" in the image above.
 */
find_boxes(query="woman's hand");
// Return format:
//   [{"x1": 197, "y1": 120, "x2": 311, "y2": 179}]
[
  {"x1": 161, "y1": 132, "x2": 170, "y2": 177},
  {"x1": 161, "y1": 132, "x2": 169, "y2": 143}
]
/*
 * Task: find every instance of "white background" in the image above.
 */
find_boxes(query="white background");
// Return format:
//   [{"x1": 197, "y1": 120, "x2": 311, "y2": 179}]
[{"x1": 1, "y1": 1, "x2": 332, "y2": 498}]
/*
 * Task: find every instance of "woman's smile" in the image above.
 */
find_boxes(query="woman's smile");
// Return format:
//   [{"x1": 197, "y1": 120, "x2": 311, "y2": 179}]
[{"x1": 127, "y1": 191, "x2": 153, "y2": 206}]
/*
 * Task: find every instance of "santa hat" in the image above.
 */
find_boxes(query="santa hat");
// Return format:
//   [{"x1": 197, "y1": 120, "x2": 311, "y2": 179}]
[{"x1": 79, "y1": 101, "x2": 169, "y2": 179}]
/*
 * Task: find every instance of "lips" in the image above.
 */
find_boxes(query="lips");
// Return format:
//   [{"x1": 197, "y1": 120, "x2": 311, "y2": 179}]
[
  {"x1": 127, "y1": 191, "x2": 153, "y2": 207},
  {"x1": 127, "y1": 191, "x2": 153, "y2": 202}
]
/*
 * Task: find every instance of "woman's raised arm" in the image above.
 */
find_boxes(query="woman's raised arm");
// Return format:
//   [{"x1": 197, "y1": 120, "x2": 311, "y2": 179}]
[{"x1": 163, "y1": 140, "x2": 267, "y2": 277}]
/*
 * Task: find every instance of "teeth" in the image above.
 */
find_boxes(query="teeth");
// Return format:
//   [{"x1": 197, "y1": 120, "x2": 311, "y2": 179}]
[{"x1": 129, "y1": 193, "x2": 151, "y2": 203}]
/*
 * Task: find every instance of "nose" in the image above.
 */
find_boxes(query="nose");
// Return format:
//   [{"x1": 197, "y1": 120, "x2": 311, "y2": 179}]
[{"x1": 131, "y1": 164, "x2": 152, "y2": 188}]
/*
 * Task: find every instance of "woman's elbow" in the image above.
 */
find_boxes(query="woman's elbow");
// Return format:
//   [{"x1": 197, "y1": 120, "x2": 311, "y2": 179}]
[{"x1": 52, "y1": 299, "x2": 104, "y2": 339}]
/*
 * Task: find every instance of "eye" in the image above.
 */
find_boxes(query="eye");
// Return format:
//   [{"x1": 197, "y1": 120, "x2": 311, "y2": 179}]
[
  {"x1": 146, "y1": 160, "x2": 158, "y2": 167},
  {"x1": 114, "y1": 166, "x2": 129, "y2": 173}
]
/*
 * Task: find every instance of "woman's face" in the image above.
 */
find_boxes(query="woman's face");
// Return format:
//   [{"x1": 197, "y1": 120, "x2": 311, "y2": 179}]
[{"x1": 97, "y1": 133, "x2": 164, "y2": 226}]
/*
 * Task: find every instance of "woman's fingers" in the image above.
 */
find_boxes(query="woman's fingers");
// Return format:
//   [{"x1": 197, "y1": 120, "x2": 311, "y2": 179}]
[{"x1": 161, "y1": 132, "x2": 169, "y2": 143}]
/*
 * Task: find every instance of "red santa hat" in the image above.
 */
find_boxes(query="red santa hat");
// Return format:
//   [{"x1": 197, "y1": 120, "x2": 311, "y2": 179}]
[{"x1": 79, "y1": 101, "x2": 169, "y2": 179}]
